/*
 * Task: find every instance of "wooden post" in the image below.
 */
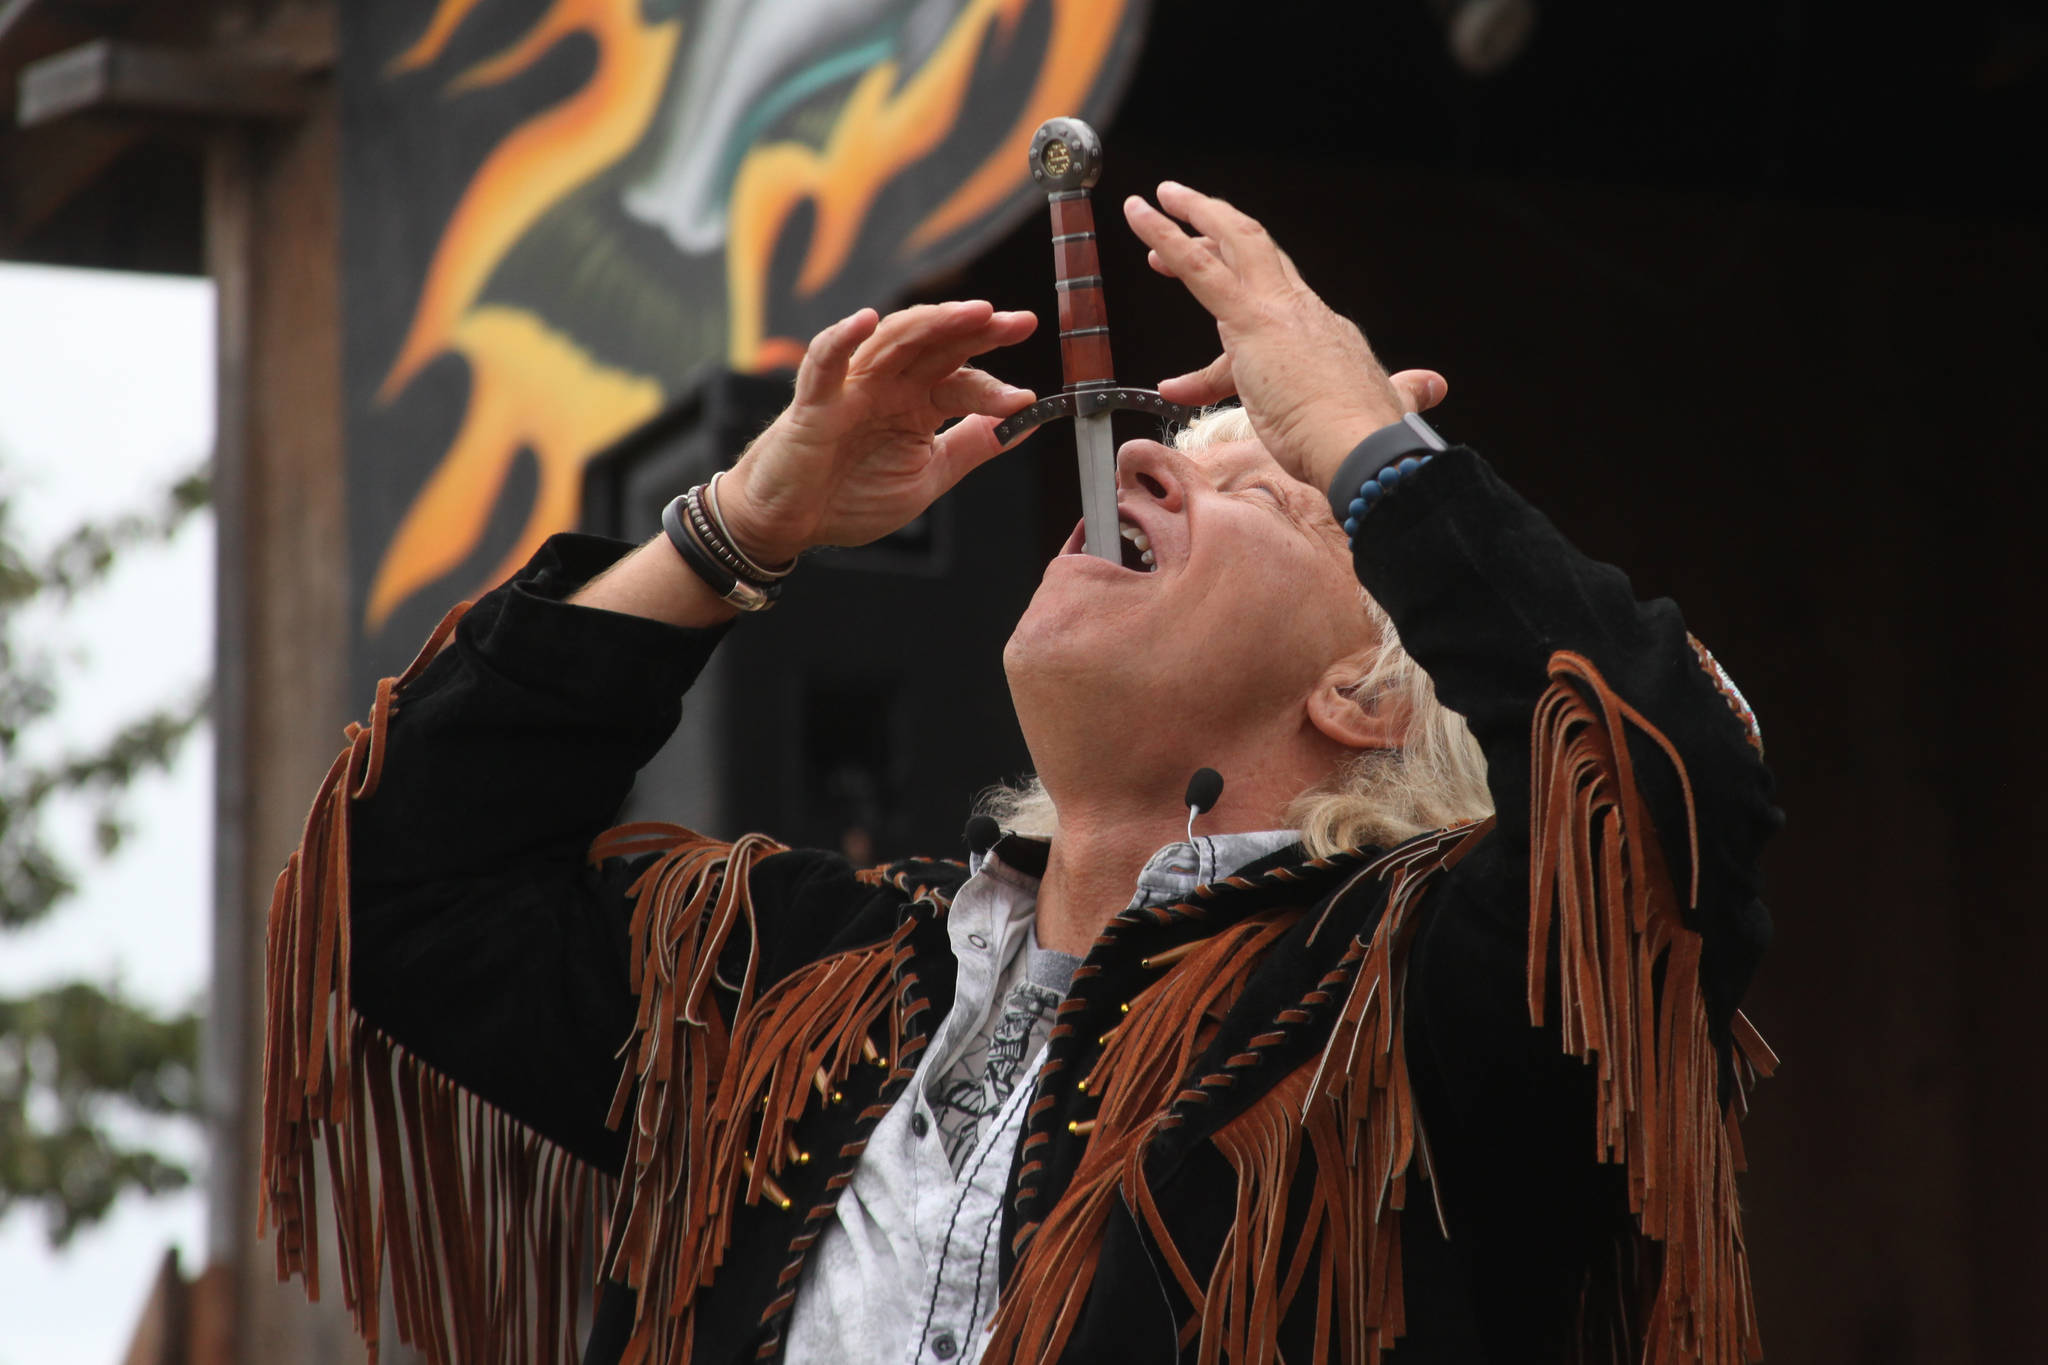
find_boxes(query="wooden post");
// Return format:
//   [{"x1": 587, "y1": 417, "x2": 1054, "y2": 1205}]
[{"x1": 203, "y1": 51, "x2": 358, "y2": 1365}]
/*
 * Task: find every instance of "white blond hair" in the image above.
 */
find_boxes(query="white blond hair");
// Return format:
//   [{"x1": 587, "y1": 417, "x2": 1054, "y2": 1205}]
[{"x1": 980, "y1": 406, "x2": 1492, "y2": 858}]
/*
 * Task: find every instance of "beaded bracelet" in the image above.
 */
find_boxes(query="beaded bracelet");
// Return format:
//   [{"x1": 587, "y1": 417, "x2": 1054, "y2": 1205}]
[
  {"x1": 1342, "y1": 455, "x2": 1433, "y2": 540},
  {"x1": 1325, "y1": 412, "x2": 1450, "y2": 545}
]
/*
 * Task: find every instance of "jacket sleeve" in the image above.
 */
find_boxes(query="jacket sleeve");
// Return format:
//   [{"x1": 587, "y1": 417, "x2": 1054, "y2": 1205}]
[
  {"x1": 345, "y1": 533, "x2": 728, "y2": 1171},
  {"x1": 1344, "y1": 449, "x2": 1783, "y2": 1361},
  {"x1": 1349, "y1": 447, "x2": 1778, "y2": 1036}
]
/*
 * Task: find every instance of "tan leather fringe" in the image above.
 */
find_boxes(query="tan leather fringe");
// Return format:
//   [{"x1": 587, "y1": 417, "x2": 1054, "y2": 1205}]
[
  {"x1": 260, "y1": 602, "x2": 618, "y2": 1364},
  {"x1": 984, "y1": 824, "x2": 1487, "y2": 1365},
  {"x1": 1529, "y1": 650, "x2": 1775, "y2": 1365},
  {"x1": 1293, "y1": 821, "x2": 1492, "y2": 1362},
  {"x1": 981, "y1": 911, "x2": 1301, "y2": 1364},
  {"x1": 595, "y1": 829, "x2": 926, "y2": 1365},
  {"x1": 259, "y1": 597, "x2": 930, "y2": 1365}
]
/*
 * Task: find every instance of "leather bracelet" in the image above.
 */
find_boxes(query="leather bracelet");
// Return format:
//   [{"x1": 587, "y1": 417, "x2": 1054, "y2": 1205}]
[
  {"x1": 684, "y1": 487, "x2": 756, "y2": 581},
  {"x1": 663, "y1": 491, "x2": 783, "y2": 611},
  {"x1": 702, "y1": 471, "x2": 796, "y2": 582},
  {"x1": 1324, "y1": 412, "x2": 1450, "y2": 534}
]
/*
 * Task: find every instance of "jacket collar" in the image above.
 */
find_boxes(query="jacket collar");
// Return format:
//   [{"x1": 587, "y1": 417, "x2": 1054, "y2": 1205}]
[{"x1": 974, "y1": 830, "x2": 1306, "y2": 908}]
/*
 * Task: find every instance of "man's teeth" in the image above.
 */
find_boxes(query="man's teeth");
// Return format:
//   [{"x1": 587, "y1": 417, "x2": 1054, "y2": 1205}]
[{"x1": 1118, "y1": 521, "x2": 1155, "y2": 570}]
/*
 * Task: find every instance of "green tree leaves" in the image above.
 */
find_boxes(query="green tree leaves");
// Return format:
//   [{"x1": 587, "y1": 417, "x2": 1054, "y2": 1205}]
[
  {"x1": 0, "y1": 983, "x2": 201, "y2": 1245},
  {"x1": 0, "y1": 459, "x2": 210, "y2": 1246}
]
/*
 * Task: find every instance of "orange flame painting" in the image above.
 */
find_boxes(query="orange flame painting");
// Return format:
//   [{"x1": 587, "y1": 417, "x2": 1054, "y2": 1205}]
[{"x1": 341, "y1": 0, "x2": 1151, "y2": 660}]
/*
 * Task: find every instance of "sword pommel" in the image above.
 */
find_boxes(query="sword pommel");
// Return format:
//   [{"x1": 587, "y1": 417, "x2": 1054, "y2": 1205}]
[{"x1": 1029, "y1": 117, "x2": 1104, "y2": 192}]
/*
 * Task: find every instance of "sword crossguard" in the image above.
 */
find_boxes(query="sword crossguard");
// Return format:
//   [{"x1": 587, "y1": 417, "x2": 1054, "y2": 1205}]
[{"x1": 992, "y1": 386, "x2": 1202, "y2": 447}]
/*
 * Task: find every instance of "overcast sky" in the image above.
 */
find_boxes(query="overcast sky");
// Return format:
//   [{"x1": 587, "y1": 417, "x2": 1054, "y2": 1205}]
[{"x1": 0, "y1": 262, "x2": 214, "y2": 1365}]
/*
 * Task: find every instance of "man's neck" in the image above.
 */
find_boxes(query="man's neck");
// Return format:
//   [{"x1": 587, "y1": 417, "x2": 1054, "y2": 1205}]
[
  {"x1": 1032, "y1": 803, "x2": 1190, "y2": 956},
  {"x1": 1015, "y1": 707, "x2": 1348, "y2": 955},
  {"x1": 1030, "y1": 775, "x2": 1303, "y2": 956}
]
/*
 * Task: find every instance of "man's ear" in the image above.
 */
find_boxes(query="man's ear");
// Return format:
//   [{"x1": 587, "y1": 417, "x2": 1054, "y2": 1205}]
[{"x1": 1306, "y1": 657, "x2": 1407, "y2": 753}]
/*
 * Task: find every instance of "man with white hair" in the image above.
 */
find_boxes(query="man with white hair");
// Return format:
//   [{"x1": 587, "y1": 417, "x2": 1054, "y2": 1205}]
[{"x1": 262, "y1": 184, "x2": 1778, "y2": 1365}]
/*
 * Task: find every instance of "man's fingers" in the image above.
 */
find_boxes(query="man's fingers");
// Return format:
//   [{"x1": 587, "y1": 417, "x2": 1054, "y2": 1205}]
[
  {"x1": 1155, "y1": 181, "x2": 1291, "y2": 293},
  {"x1": 1275, "y1": 244, "x2": 1307, "y2": 289},
  {"x1": 1157, "y1": 352, "x2": 1235, "y2": 407},
  {"x1": 856, "y1": 300, "x2": 1000, "y2": 377},
  {"x1": 1123, "y1": 194, "x2": 1243, "y2": 316},
  {"x1": 1387, "y1": 368, "x2": 1448, "y2": 413},
  {"x1": 931, "y1": 367, "x2": 1034, "y2": 420},
  {"x1": 1144, "y1": 235, "x2": 1223, "y2": 279},
  {"x1": 930, "y1": 370, "x2": 1051, "y2": 490},
  {"x1": 793, "y1": 308, "x2": 879, "y2": 404},
  {"x1": 899, "y1": 309, "x2": 1037, "y2": 386},
  {"x1": 929, "y1": 414, "x2": 1014, "y2": 491}
]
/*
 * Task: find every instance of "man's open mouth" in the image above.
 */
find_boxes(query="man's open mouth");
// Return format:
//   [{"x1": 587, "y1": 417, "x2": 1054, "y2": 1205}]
[
  {"x1": 1056, "y1": 513, "x2": 1161, "y2": 573},
  {"x1": 1117, "y1": 516, "x2": 1157, "y2": 572}
]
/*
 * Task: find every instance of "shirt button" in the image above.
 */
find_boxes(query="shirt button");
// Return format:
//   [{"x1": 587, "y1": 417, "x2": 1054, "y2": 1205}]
[
  {"x1": 930, "y1": 1331, "x2": 958, "y2": 1359},
  {"x1": 967, "y1": 933, "x2": 989, "y2": 950},
  {"x1": 911, "y1": 1111, "x2": 929, "y2": 1138}
]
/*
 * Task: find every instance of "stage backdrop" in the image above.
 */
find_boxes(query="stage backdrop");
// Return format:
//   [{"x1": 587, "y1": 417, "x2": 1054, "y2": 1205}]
[{"x1": 340, "y1": 0, "x2": 1151, "y2": 690}]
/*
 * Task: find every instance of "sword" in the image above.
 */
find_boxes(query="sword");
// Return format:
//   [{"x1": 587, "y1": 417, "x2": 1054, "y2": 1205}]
[{"x1": 994, "y1": 117, "x2": 1200, "y2": 562}]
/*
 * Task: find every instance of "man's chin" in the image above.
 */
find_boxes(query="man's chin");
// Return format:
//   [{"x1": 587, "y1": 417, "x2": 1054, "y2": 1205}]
[{"x1": 1005, "y1": 581, "x2": 1131, "y2": 682}]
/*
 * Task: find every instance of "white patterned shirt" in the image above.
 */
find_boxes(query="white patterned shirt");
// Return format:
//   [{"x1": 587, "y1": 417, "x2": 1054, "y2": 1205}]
[{"x1": 781, "y1": 829, "x2": 1300, "y2": 1365}]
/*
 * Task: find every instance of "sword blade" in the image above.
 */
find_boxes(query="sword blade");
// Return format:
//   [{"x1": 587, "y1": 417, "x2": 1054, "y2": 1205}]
[{"x1": 1076, "y1": 408, "x2": 1120, "y2": 561}]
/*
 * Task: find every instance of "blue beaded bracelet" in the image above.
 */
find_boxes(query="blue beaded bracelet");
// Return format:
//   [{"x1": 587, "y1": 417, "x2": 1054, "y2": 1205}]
[
  {"x1": 1341, "y1": 454, "x2": 1433, "y2": 541},
  {"x1": 1326, "y1": 413, "x2": 1449, "y2": 543}
]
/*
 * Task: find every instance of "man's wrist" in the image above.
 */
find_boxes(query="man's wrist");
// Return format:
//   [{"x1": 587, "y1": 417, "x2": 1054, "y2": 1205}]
[
  {"x1": 714, "y1": 457, "x2": 808, "y2": 567},
  {"x1": 567, "y1": 533, "x2": 743, "y2": 629},
  {"x1": 1323, "y1": 413, "x2": 1451, "y2": 534},
  {"x1": 1301, "y1": 405, "x2": 1404, "y2": 491}
]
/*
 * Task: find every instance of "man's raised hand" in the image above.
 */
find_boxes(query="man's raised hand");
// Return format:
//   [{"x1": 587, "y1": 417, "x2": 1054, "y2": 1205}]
[
  {"x1": 1122, "y1": 182, "x2": 1444, "y2": 490},
  {"x1": 716, "y1": 301, "x2": 1038, "y2": 564}
]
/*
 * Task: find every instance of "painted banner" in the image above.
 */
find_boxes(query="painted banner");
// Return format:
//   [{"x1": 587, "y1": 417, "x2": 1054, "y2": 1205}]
[{"x1": 340, "y1": 0, "x2": 1153, "y2": 689}]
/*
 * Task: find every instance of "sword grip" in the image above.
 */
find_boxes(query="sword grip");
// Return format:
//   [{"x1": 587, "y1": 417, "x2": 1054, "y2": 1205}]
[{"x1": 1050, "y1": 193, "x2": 1113, "y2": 390}]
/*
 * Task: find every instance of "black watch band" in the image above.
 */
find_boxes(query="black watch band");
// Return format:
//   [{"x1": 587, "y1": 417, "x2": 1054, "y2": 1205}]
[{"x1": 1325, "y1": 413, "x2": 1451, "y2": 527}]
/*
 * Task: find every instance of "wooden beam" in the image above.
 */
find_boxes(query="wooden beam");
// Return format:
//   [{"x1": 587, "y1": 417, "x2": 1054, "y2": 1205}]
[
  {"x1": 0, "y1": 116, "x2": 147, "y2": 244},
  {"x1": 203, "y1": 117, "x2": 254, "y2": 1295},
  {"x1": 1, "y1": 0, "x2": 209, "y2": 101},
  {"x1": 18, "y1": 38, "x2": 308, "y2": 126},
  {"x1": 206, "y1": 76, "x2": 361, "y2": 1363}
]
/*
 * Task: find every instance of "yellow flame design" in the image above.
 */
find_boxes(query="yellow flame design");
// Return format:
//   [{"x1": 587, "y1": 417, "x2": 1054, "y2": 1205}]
[
  {"x1": 383, "y1": 0, "x2": 489, "y2": 75},
  {"x1": 905, "y1": 1, "x2": 1127, "y2": 251},
  {"x1": 365, "y1": 0, "x2": 680, "y2": 630},
  {"x1": 365, "y1": 0, "x2": 1134, "y2": 633},
  {"x1": 366, "y1": 309, "x2": 663, "y2": 628},
  {"x1": 724, "y1": 0, "x2": 1130, "y2": 369},
  {"x1": 379, "y1": 0, "x2": 682, "y2": 403}
]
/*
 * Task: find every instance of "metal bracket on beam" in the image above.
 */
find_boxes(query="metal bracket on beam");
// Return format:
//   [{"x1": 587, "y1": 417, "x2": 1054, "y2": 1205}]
[{"x1": 18, "y1": 39, "x2": 310, "y2": 127}]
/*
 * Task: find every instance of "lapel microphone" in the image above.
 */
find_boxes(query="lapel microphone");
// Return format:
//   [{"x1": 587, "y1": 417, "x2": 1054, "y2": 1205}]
[
  {"x1": 963, "y1": 814, "x2": 1002, "y2": 856},
  {"x1": 1184, "y1": 767, "x2": 1224, "y2": 844}
]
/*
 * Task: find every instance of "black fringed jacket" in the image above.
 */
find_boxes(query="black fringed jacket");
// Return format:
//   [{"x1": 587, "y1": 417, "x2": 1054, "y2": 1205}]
[{"x1": 261, "y1": 449, "x2": 1780, "y2": 1365}]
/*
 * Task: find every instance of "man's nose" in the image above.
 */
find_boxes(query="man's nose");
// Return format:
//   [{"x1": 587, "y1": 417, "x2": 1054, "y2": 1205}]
[{"x1": 1116, "y1": 439, "x2": 1186, "y2": 512}]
